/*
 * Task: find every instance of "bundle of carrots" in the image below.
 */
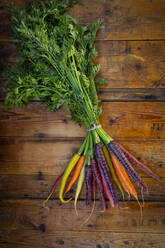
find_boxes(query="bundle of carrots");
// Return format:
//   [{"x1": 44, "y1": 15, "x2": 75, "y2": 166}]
[
  {"x1": 45, "y1": 129, "x2": 160, "y2": 212},
  {"x1": 3, "y1": 0, "x2": 160, "y2": 212}
]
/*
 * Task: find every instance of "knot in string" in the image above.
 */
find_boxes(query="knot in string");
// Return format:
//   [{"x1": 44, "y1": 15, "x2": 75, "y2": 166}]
[{"x1": 87, "y1": 124, "x2": 101, "y2": 132}]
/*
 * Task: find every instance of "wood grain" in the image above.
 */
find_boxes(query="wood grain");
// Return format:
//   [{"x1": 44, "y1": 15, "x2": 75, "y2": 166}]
[
  {"x1": 100, "y1": 102, "x2": 165, "y2": 139},
  {"x1": 0, "y1": 137, "x2": 164, "y2": 201},
  {"x1": 0, "y1": 200, "x2": 164, "y2": 233},
  {"x1": 1, "y1": 85, "x2": 165, "y2": 101},
  {"x1": 0, "y1": 102, "x2": 165, "y2": 139},
  {"x1": 0, "y1": 138, "x2": 163, "y2": 175},
  {"x1": 0, "y1": 174, "x2": 164, "y2": 201},
  {"x1": 69, "y1": 0, "x2": 165, "y2": 40},
  {"x1": 0, "y1": 0, "x2": 165, "y2": 247},
  {"x1": 0, "y1": 231, "x2": 165, "y2": 248},
  {"x1": 1, "y1": 0, "x2": 165, "y2": 41},
  {"x1": 1, "y1": 40, "x2": 165, "y2": 89}
]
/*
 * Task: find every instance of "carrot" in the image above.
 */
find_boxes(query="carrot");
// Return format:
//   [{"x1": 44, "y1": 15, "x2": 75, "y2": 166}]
[
  {"x1": 43, "y1": 171, "x2": 64, "y2": 206},
  {"x1": 95, "y1": 143, "x2": 118, "y2": 205},
  {"x1": 99, "y1": 164, "x2": 115, "y2": 208},
  {"x1": 103, "y1": 145, "x2": 125, "y2": 199},
  {"x1": 92, "y1": 170, "x2": 97, "y2": 198},
  {"x1": 74, "y1": 163, "x2": 86, "y2": 215},
  {"x1": 108, "y1": 141, "x2": 147, "y2": 191},
  {"x1": 65, "y1": 135, "x2": 90, "y2": 194},
  {"x1": 59, "y1": 153, "x2": 80, "y2": 203},
  {"x1": 91, "y1": 158, "x2": 106, "y2": 211},
  {"x1": 65, "y1": 155, "x2": 85, "y2": 193},
  {"x1": 118, "y1": 143, "x2": 160, "y2": 181},
  {"x1": 59, "y1": 137, "x2": 87, "y2": 204},
  {"x1": 85, "y1": 165, "x2": 92, "y2": 205},
  {"x1": 111, "y1": 152, "x2": 138, "y2": 200}
]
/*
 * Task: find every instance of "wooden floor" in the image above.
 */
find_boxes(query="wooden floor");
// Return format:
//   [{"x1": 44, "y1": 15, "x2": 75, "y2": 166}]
[{"x1": 0, "y1": 0, "x2": 165, "y2": 247}]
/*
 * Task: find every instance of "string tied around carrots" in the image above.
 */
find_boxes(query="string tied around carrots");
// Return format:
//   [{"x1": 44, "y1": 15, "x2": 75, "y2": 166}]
[{"x1": 87, "y1": 124, "x2": 102, "y2": 132}]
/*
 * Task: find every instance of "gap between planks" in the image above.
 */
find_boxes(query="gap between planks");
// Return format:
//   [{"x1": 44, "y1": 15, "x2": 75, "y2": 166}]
[
  {"x1": 0, "y1": 136, "x2": 165, "y2": 141},
  {"x1": 0, "y1": 196, "x2": 164, "y2": 203},
  {"x1": 1, "y1": 39, "x2": 165, "y2": 42}
]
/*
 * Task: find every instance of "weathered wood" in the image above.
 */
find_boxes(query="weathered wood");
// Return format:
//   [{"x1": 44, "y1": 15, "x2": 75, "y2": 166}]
[
  {"x1": 69, "y1": 0, "x2": 165, "y2": 40},
  {"x1": 99, "y1": 88, "x2": 165, "y2": 101},
  {"x1": 1, "y1": 87, "x2": 165, "y2": 101},
  {"x1": 0, "y1": 174, "x2": 164, "y2": 201},
  {"x1": 1, "y1": 40, "x2": 165, "y2": 89},
  {"x1": 0, "y1": 138, "x2": 164, "y2": 175},
  {"x1": 100, "y1": 102, "x2": 165, "y2": 139},
  {"x1": 1, "y1": 0, "x2": 165, "y2": 41},
  {"x1": 0, "y1": 230, "x2": 165, "y2": 248},
  {"x1": 0, "y1": 0, "x2": 165, "y2": 246},
  {"x1": 0, "y1": 102, "x2": 165, "y2": 139},
  {"x1": 97, "y1": 40, "x2": 165, "y2": 88},
  {"x1": 0, "y1": 200, "x2": 164, "y2": 233},
  {"x1": 0, "y1": 0, "x2": 32, "y2": 6}
]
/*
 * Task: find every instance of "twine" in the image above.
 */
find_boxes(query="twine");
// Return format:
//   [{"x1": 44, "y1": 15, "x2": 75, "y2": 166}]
[{"x1": 87, "y1": 124, "x2": 101, "y2": 132}]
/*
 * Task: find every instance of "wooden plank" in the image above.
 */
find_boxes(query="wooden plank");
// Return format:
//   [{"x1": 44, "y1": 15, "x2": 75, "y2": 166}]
[
  {"x1": 0, "y1": 102, "x2": 86, "y2": 138},
  {"x1": 0, "y1": 174, "x2": 164, "y2": 201},
  {"x1": 1, "y1": 0, "x2": 165, "y2": 41},
  {"x1": 0, "y1": 138, "x2": 163, "y2": 176},
  {"x1": 0, "y1": 1, "x2": 164, "y2": 246},
  {"x1": 97, "y1": 40, "x2": 165, "y2": 89},
  {"x1": 101, "y1": 102, "x2": 165, "y2": 139},
  {"x1": 0, "y1": 102, "x2": 165, "y2": 139},
  {"x1": 1, "y1": 87, "x2": 165, "y2": 101},
  {"x1": 99, "y1": 88, "x2": 165, "y2": 101},
  {"x1": 0, "y1": 199, "x2": 164, "y2": 233},
  {"x1": 0, "y1": 0, "x2": 32, "y2": 6},
  {"x1": 0, "y1": 230, "x2": 165, "y2": 248},
  {"x1": 69, "y1": 0, "x2": 165, "y2": 40},
  {"x1": 1, "y1": 40, "x2": 165, "y2": 89},
  {"x1": 0, "y1": 139, "x2": 82, "y2": 174}
]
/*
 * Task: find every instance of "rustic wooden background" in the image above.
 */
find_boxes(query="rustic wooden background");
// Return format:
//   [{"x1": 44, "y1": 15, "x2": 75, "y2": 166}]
[{"x1": 0, "y1": 0, "x2": 165, "y2": 247}]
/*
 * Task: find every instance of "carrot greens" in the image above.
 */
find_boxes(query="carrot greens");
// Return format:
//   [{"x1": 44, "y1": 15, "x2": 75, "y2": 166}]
[{"x1": 3, "y1": 0, "x2": 160, "y2": 213}]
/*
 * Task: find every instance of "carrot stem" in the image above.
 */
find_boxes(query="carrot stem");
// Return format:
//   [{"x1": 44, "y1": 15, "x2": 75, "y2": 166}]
[
  {"x1": 96, "y1": 127, "x2": 113, "y2": 144},
  {"x1": 78, "y1": 136, "x2": 88, "y2": 156},
  {"x1": 92, "y1": 130, "x2": 100, "y2": 144}
]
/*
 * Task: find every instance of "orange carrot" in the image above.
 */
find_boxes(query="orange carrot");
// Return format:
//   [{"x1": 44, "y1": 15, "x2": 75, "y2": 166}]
[
  {"x1": 65, "y1": 155, "x2": 85, "y2": 193},
  {"x1": 110, "y1": 152, "x2": 138, "y2": 200}
]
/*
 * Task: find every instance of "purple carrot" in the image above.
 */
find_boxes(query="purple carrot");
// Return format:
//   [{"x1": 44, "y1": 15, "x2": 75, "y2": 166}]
[
  {"x1": 118, "y1": 143, "x2": 160, "y2": 181},
  {"x1": 44, "y1": 171, "x2": 64, "y2": 204},
  {"x1": 108, "y1": 141, "x2": 147, "y2": 191},
  {"x1": 92, "y1": 169, "x2": 97, "y2": 198},
  {"x1": 91, "y1": 158, "x2": 106, "y2": 211},
  {"x1": 49, "y1": 172, "x2": 64, "y2": 195},
  {"x1": 85, "y1": 165, "x2": 92, "y2": 206},
  {"x1": 95, "y1": 143, "x2": 118, "y2": 206},
  {"x1": 99, "y1": 163, "x2": 115, "y2": 207}
]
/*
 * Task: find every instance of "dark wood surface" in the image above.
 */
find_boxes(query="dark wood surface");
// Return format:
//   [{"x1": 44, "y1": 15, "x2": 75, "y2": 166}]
[{"x1": 0, "y1": 0, "x2": 165, "y2": 247}]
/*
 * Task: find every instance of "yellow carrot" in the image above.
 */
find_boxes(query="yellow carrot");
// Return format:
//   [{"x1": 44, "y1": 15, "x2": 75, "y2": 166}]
[
  {"x1": 74, "y1": 163, "x2": 86, "y2": 215},
  {"x1": 59, "y1": 153, "x2": 80, "y2": 203}
]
